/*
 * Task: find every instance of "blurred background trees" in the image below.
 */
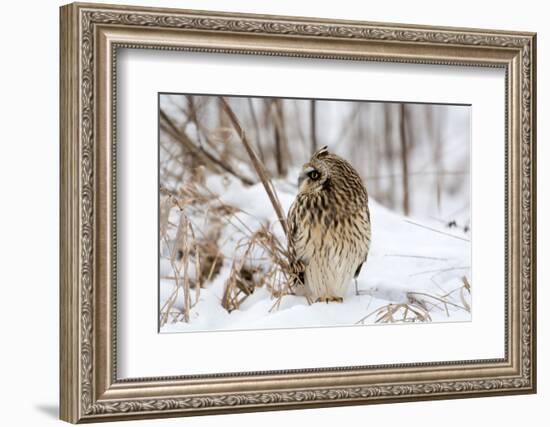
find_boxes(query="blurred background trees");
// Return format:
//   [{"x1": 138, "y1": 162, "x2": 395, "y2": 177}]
[{"x1": 160, "y1": 94, "x2": 470, "y2": 226}]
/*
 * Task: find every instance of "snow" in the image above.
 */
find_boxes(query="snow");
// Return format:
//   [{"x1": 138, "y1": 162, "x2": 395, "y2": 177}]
[{"x1": 160, "y1": 173, "x2": 471, "y2": 333}]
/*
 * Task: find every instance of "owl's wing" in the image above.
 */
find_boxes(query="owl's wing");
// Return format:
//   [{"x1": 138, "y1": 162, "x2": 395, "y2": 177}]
[
  {"x1": 287, "y1": 198, "x2": 309, "y2": 283},
  {"x1": 357, "y1": 203, "x2": 372, "y2": 273},
  {"x1": 287, "y1": 200, "x2": 302, "y2": 262},
  {"x1": 353, "y1": 206, "x2": 371, "y2": 280}
]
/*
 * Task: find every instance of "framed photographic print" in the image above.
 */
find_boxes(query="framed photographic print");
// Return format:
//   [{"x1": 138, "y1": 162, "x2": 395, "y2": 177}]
[{"x1": 60, "y1": 2, "x2": 537, "y2": 423}]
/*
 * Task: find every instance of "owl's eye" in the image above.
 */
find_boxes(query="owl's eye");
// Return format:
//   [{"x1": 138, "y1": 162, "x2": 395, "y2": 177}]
[{"x1": 308, "y1": 170, "x2": 320, "y2": 181}]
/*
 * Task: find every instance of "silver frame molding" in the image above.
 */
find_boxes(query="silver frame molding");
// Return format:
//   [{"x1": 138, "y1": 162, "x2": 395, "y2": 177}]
[{"x1": 60, "y1": 2, "x2": 536, "y2": 423}]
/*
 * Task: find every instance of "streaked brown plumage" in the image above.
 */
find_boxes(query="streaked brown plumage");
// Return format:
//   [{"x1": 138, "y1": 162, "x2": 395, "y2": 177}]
[{"x1": 287, "y1": 146, "x2": 371, "y2": 302}]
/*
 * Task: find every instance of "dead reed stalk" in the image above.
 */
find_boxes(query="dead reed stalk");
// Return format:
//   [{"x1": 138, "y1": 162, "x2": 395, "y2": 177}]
[{"x1": 218, "y1": 96, "x2": 288, "y2": 236}]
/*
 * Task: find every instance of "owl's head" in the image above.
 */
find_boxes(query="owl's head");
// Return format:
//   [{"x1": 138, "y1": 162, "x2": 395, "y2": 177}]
[{"x1": 297, "y1": 145, "x2": 333, "y2": 194}]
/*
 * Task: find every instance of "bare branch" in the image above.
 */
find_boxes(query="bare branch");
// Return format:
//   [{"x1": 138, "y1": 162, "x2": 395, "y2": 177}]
[
  {"x1": 399, "y1": 104, "x2": 410, "y2": 215},
  {"x1": 310, "y1": 100, "x2": 317, "y2": 155},
  {"x1": 247, "y1": 98, "x2": 266, "y2": 163},
  {"x1": 160, "y1": 109, "x2": 255, "y2": 186}
]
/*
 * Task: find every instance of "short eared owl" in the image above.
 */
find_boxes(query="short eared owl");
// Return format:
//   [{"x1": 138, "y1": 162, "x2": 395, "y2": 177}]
[{"x1": 287, "y1": 146, "x2": 371, "y2": 302}]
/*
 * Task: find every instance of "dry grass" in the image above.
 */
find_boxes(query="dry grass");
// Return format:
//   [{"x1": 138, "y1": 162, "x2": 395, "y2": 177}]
[
  {"x1": 357, "y1": 302, "x2": 432, "y2": 324},
  {"x1": 221, "y1": 223, "x2": 301, "y2": 313},
  {"x1": 356, "y1": 275, "x2": 471, "y2": 325},
  {"x1": 159, "y1": 180, "x2": 225, "y2": 326},
  {"x1": 159, "y1": 166, "x2": 299, "y2": 324},
  {"x1": 159, "y1": 212, "x2": 197, "y2": 325}
]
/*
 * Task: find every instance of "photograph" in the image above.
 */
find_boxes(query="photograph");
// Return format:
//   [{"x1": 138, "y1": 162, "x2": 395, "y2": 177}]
[{"x1": 158, "y1": 94, "x2": 472, "y2": 332}]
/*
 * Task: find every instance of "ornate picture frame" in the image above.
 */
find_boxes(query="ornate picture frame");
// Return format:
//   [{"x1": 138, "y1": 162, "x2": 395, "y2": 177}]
[{"x1": 60, "y1": 2, "x2": 536, "y2": 423}]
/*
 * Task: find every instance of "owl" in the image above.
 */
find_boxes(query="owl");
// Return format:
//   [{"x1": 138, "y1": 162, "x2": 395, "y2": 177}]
[{"x1": 287, "y1": 146, "x2": 371, "y2": 303}]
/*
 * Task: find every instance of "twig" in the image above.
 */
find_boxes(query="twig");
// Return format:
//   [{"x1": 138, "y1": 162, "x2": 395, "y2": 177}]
[
  {"x1": 403, "y1": 218, "x2": 470, "y2": 242},
  {"x1": 409, "y1": 265, "x2": 470, "y2": 277},
  {"x1": 384, "y1": 254, "x2": 449, "y2": 261}
]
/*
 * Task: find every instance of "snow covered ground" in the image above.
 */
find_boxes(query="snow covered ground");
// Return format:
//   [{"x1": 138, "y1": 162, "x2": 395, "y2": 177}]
[{"x1": 160, "y1": 172, "x2": 471, "y2": 333}]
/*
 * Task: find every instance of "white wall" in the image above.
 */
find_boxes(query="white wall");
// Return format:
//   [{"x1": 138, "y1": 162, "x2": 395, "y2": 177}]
[{"x1": 0, "y1": 0, "x2": 545, "y2": 425}]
